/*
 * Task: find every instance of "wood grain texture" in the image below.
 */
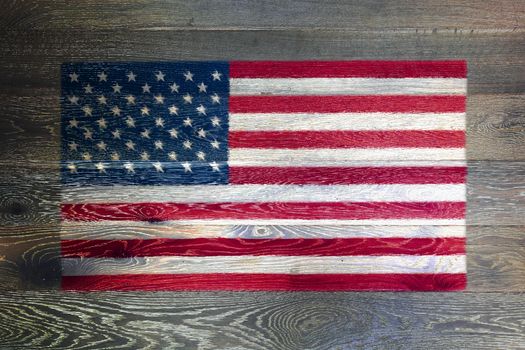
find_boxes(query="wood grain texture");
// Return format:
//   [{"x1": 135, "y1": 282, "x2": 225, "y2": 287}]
[
  {"x1": 2, "y1": 0, "x2": 523, "y2": 30},
  {"x1": 0, "y1": 30, "x2": 524, "y2": 94},
  {"x1": 0, "y1": 291, "x2": 524, "y2": 349},
  {"x1": 1, "y1": 225, "x2": 523, "y2": 292},
  {"x1": 0, "y1": 0, "x2": 524, "y2": 347},
  {"x1": 1, "y1": 93, "x2": 524, "y2": 161},
  {"x1": 60, "y1": 237, "x2": 466, "y2": 257},
  {"x1": 229, "y1": 77, "x2": 467, "y2": 95},
  {"x1": 1, "y1": 161, "x2": 522, "y2": 226}
]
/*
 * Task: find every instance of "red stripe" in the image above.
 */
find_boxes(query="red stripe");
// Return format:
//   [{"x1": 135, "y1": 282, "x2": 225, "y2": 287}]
[
  {"x1": 61, "y1": 237, "x2": 465, "y2": 258},
  {"x1": 61, "y1": 202, "x2": 465, "y2": 222},
  {"x1": 61, "y1": 273, "x2": 467, "y2": 291},
  {"x1": 229, "y1": 130, "x2": 465, "y2": 149},
  {"x1": 230, "y1": 61, "x2": 467, "y2": 78},
  {"x1": 230, "y1": 166, "x2": 467, "y2": 184},
  {"x1": 229, "y1": 95, "x2": 466, "y2": 113}
]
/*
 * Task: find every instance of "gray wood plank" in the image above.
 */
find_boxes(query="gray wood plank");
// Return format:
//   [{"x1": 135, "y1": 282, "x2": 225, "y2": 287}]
[
  {"x1": 1, "y1": 161, "x2": 523, "y2": 226},
  {"x1": 1, "y1": 223, "x2": 524, "y2": 291},
  {"x1": 2, "y1": 0, "x2": 523, "y2": 31},
  {"x1": 1, "y1": 92, "x2": 523, "y2": 162},
  {"x1": 466, "y1": 161, "x2": 525, "y2": 224},
  {"x1": 0, "y1": 30, "x2": 523, "y2": 94},
  {"x1": 0, "y1": 290, "x2": 524, "y2": 349}
]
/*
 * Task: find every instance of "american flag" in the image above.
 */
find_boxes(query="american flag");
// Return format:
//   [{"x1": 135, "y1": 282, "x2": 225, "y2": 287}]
[{"x1": 60, "y1": 61, "x2": 467, "y2": 291}]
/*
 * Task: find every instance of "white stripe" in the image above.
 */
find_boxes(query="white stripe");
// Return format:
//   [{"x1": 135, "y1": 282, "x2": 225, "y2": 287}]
[
  {"x1": 61, "y1": 255, "x2": 466, "y2": 276},
  {"x1": 60, "y1": 223, "x2": 466, "y2": 240},
  {"x1": 229, "y1": 113, "x2": 465, "y2": 131},
  {"x1": 230, "y1": 78, "x2": 466, "y2": 95},
  {"x1": 229, "y1": 148, "x2": 466, "y2": 164},
  {"x1": 61, "y1": 184, "x2": 465, "y2": 203},
  {"x1": 62, "y1": 219, "x2": 466, "y2": 226},
  {"x1": 227, "y1": 160, "x2": 467, "y2": 167}
]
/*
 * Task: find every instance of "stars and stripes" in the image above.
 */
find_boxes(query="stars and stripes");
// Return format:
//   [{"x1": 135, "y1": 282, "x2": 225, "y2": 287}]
[
  {"x1": 60, "y1": 60, "x2": 467, "y2": 291},
  {"x1": 61, "y1": 62, "x2": 229, "y2": 185}
]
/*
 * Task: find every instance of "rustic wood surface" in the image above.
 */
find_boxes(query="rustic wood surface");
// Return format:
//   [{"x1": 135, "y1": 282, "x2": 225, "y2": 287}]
[
  {"x1": 1, "y1": 291, "x2": 524, "y2": 350},
  {"x1": 0, "y1": 0, "x2": 524, "y2": 349}
]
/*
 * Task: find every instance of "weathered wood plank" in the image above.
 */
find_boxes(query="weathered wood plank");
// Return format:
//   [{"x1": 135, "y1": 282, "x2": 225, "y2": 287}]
[
  {"x1": 1, "y1": 161, "x2": 523, "y2": 226},
  {"x1": 2, "y1": 0, "x2": 523, "y2": 31},
  {"x1": 0, "y1": 227, "x2": 61, "y2": 290},
  {"x1": 0, "y1": 30, "x2": 523, "y2": 94},
  {"x1": 1, "y1": 224, "x2": 523, "y2": 291},
  {"x1": 0, "y1": 93, "x2": 523, "y2": 161},
  {"x1": 0, "y1": 290, "x2": 524, "y2": 349},
  {"x1": 466, "y1": 161, "x2": 525, "y2": 225}
]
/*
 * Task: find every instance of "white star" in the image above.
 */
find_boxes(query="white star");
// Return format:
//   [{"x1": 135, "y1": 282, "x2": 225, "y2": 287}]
[
  {"x1": 154, "y1": 94, "x2": 165, "y2": 104},
  {"x1": 142, "y1": 83, "x2": 151, "y2": 93},
  {"x1": 112, "y1": 83, "x2": 122, "y2": 93},
  {"x1": 127, "y1": 71, "x2": 137, "y2": 82},
  {"x1": 125, "y1": 140, "x2": 136, "y2": 150},
  {"x1": 111, "y1": 106, "x2": 121, "y2": 116},
  {"x1": 155, "y1": 118, "x2": 165, "y2": 128},
  {"x1": 141, "y1": 106, "x2": 150, "y2": 115},
  {"x1": 210, "y1": 93, "x2": 221, "y2": 104},
  {"x1": 68, "y1": 95, "x2": 79, "y2": 104},
  {"x1": 83, "y1": 128, "x2": 93, "y2": 140},
  {"x1": 211, "y1": 70, "x2": 222, "y2": 81},
  {"x1": 183, "y1": 71, "x2": 194, "y2": 81},
  {"x1": 67, "y1": 163, "x2": 77, "y2": 173},
  {"x1": 183, "y1": 117, "x2": 192, "y2": 127},
  {"x1": 196, "y1": 104, "x2": 207, "y2": 115},
  {"x1": 111, "y1": 152, "x2": 120, "y2": 161},
  {"x1": 168, "y1": 128, "x2": 178, "y2": 138},
  {"x1": 153, "y1": 162, "x2": 164, "y2": 172},
  {"x1": 168, "y1": 105, "x2": 179, "y2": 115},
  {"x1": 126, "y1": 116, "x2": 136, "y2": 127},
  {"x1": 209, "y1": 161, "x2": 220, "y2": 172},
  {"x1": 154, "y1": 140, "x2": 163, "y2": 150},
  {"x1": 82, "y1": 152, "x2": 92, "y2": 161},
  {"x1": 196, "y1": 151, "x2": 206, "y2": 160},
  {"x1": 168, "y1": 152, "x2": 177, "y2": 160},
  {"x1": 69, "y1": 72, "x2": 79, "y2": 82},
  {"x1": 197, "y1": 128, "x2": 206, "y2": 138},
  {"x1": 82, "y1": 105, "x2": 93, "y2": 116},
  {"x1": 98, "y1": 95, "x2": 107, "y2": 105},
  {"x1": 112, "y1": 129, "x2": 121, "y2": 139},
  {"x1": 123, "y1": 162, "x2": 135, "y2": 173},
  {"x1": 125, "y1": 95, "x2": 136, "y2": 105},
  {"x1": 181, "y1": 162, "x2": 192, "y2": 172},
  {"x1": 140, "y1": 151, "x2": 150, "y2": 161},
  {"x1": 68, "y1": 118, "x2": 79, "y2": 128},
  {"x1": 183, "y1": 140, "x2": 192, "y2": 149},
  {"x1": 97, "y1": 118, "x2": 107, "y2": 129},
  {"x1": 84, "y1": 84, "x2": 93, "y2": 93},
  {"x1": 97, "y1": 141, "x2": 107, "y2": 150},
  {"x1": 210, "y1": 116, "x2": 220, "y2": 127},
  {"x1": 198, "y1": 82, "x2": 207, "y2": 93},
  {"x1": 210, "y1": 140, "x2": 220, "y2": 149},
  {"x1": 140, "y1": 128, "x2": 151, "y2": 138},
  {"x1": 95, "y1": 162, "x2": 106, "y2": 173},
  {"x1": 169, "y1": 82, "x2": 179, "y2": 93},
  {"x1": 97, "y1": 72, "x2": 108, "y2": 82},
  {"x1": 183, "y1": 93, "x2": 193, "y2": 104},
  {"x1": 155, "y1": 71, "x2": 165, "y2": 81},
  {"x1": 68, "y1": 141, "x2": 78, "y2": 151}
]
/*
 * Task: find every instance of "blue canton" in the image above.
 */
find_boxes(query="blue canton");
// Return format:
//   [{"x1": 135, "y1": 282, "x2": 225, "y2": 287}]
[{"x1": 61, "y1": 62, "x2": 229, "y2": 185}]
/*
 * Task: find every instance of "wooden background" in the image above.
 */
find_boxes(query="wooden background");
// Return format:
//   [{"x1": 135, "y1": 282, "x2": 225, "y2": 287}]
[{"x1": 0, "y1": 1, "x2": 524, "y2": 348}]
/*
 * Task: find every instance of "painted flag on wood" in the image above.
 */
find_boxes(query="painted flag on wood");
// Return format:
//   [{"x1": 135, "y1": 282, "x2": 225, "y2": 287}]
[{"x1": 60, "y1": 61, "x2": 467, "y2": 291}]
